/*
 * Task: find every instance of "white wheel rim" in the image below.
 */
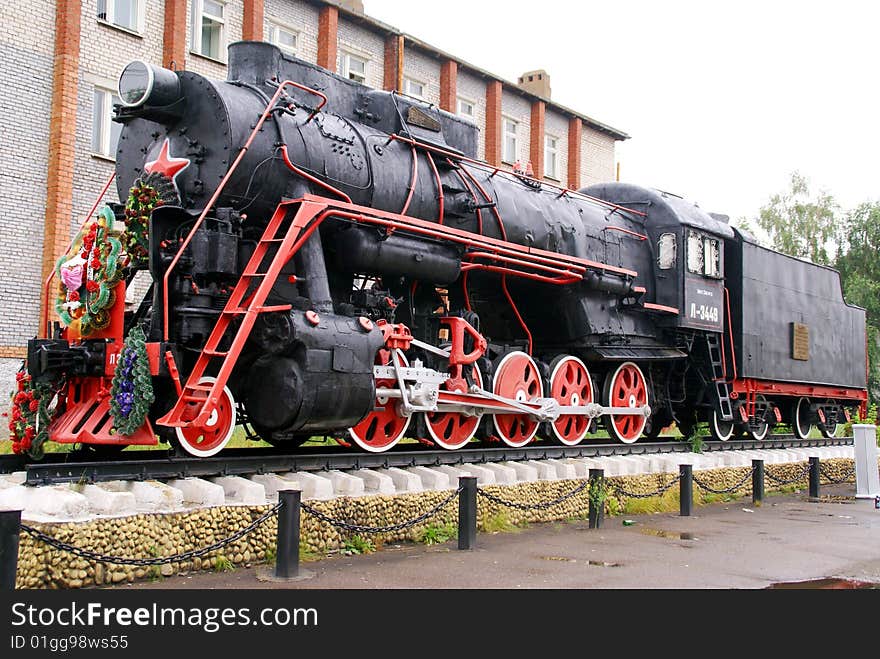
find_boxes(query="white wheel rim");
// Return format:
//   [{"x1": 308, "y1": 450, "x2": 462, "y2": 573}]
[
  {"x1": 712, "y1": 410, "x2": 734, "y2": 442},
  {"x1": 425, "y1": 368, "x2": 483, "y2": 451},
  {"x1": 174, "y1": 376, "x2": 237, "y2": 458},
  {"x1": 349, "y1": 352, "x2": 410, "y2": 453},
  {"x1": 605, "y1": 362, "x2": 648, "y2": 445},
  {"x1": 794, "y1": 397, "x2": 812, "y2": 439},
  {"x1": 549, "y1": 356, "x2": 592, "y2": 446},
  {"x1": 492, "y1": 351, "x2": 543, "y2": 448}
]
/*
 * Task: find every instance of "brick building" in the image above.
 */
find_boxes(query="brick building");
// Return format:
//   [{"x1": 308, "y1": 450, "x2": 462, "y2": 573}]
[{"x1": 0, "y1": 0, "x2": 628, "y2": 428}]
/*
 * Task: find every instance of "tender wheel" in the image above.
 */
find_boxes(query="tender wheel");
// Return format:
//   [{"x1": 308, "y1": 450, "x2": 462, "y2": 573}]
[
  {"x1": 175, "y1": 377, "x2": 237, "y2": 458},
  {"x1": 793, "y1": 397, "x2": 813, "y2": 439},
  {"x1": 747, "y1": 395, "x2": 770, "y2": 441},
  {"x1": 492, "y1": 351, "x2": 543, "y2": 447},
  {"x1": 710, "y1": 409, "x2": 735, "y2": 442},
  {"x1": 548, "y1": 355, "x2": 593, "y2": 446},
  {"x1": 603, "y1": 362, "x2": 649, "y2": 444},
  {"x1": 350, "y1": 352, "x2": 411, "y2": 453},
  {"x1": 425, "y1": 365, "x2": 484, "y2": 451},
  {"x1": 819, "y1": 401, "x2": 841, "y2": 438}
]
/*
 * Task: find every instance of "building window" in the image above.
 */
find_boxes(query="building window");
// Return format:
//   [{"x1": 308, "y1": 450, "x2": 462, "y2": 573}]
[
  {"x1": 544, "y1": 134, "x2": 559, "y2": 179},
  {"x1": 403, "y1": 78, "x2": 425, "y2": 99},
  {"x1": 502, "y1": 117, "x2": 518, "y2": 164},
  {"x1": 457, "y1": 97, "x2": 475, "y2": 119},
  {"x1": 92, "y1": 88, "x2": 122, "y2": 159},
  {"x1": 269, "y1": 22, "x2": 298, "y2": 55},
  {"x1": 192, "y1": 0, "x2": 225, "y2": 61},
  {"x1": 338, "y1": 51, "x2": 367, "y2": 84},
  {"x1": 97, "y1": 0, "x2": 140, "y2": 32}
]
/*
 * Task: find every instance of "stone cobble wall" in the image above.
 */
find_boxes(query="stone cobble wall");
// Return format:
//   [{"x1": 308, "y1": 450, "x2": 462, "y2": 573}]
[{"x1": 14, "y1": 458, "x2": 861, "y2": 589}]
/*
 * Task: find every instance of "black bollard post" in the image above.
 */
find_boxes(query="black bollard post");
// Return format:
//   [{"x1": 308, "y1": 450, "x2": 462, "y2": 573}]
[
  {"x1": 588, "y1": 469, "x2": 605, "y2": 529},
  {"x1": 275, "y1": 489, "x2": 301, "y2": 579},
  {"x1": 458, "y1": 476, "x2": 477, "y2": 550},
  {"x1": 752, "y1": 459, "x2": 764, "y2": 505},
  {"x1": 680, "y1": 464, "x2": 693, "y2": 517},
  {"x1": 1, "y1": 509, "x2": 22, "y2": 590},
  {"x1": 809, "y1": 457, "x2": 820, "y2": 499}
]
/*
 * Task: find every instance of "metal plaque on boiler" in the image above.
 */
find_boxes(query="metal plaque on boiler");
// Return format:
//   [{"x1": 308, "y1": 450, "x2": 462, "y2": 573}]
[{"x1": 791, "y1": 322, "x2": 809, "y2": 361}]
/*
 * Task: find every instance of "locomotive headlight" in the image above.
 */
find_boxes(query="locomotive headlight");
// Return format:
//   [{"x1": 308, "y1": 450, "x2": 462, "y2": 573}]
[{"x1": 118, "y1": 60, "x2": 182, "y2": 108}]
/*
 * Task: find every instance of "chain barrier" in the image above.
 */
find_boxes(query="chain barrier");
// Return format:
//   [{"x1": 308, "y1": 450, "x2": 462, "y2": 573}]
[
  {"x1": 19, "y1": 503, "x2": 282, "y2": 566},
  {"x1": 819, "y1": 464, "x2": 856, "y2": 484},
  {"x1": 692, "y1": 467, "x2": 756, "y2": 495},
  {"x1": 608, "y1": 473, "x2": 683, "y2": 499},
  {"x1": 476, "y1": 480, "x2": 590, "y2": 511},
  {"x1": 764, "y1": 463, "x2": 811, "y2": 486},
  {"x1": 300, "y1": 486, "x2": 463, "y2": 535}
]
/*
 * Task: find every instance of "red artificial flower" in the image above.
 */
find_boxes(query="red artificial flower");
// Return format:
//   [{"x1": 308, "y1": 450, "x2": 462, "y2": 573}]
[
  {"x1": 24, "y1": 426, "x2": 35, "y2": 440},
  {"x1": 86, "y1": 280, "x2": 100, "y2": 293},
  {"x1": 29, "y1": 399, "x2": 39, "y2": 412},
  {"x1": 21, "y1": 437, "x2": 31, "y2": 450},
  {"x1": 11, "y1": 409, "x2": 21, "y2": 422},
  {"x1": 91, "y1": 258, "x2": 101, "y2": 270},
  {"x1": 11, "y1": 442, "x2": 22, "y2": 455},
  {"x1": 69, "y1": 291, "x2": 80, "y2": 302},
  {"x1": 15, "y1": 372, "x2": 24, "y2": 382},
  {"x1": 155, "y1": 200, "x2": 164, "y2": 207},
  {"x1": 14, "y1": 392, "x2": 26, "y2": 404}
]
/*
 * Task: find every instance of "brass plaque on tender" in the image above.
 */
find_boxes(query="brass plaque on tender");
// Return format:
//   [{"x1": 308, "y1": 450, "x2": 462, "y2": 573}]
[
  {"x1": 406, "y1": 106, "x2": 442, "y2": 132},
  {"x1": 791, "y1": 323, "x2": 809, "y2": 361}
]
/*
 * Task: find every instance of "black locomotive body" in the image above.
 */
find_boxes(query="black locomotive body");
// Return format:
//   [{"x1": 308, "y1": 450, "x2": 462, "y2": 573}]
[{"x1": 21, "y1": 42, "x2": 867, "y2": 459}]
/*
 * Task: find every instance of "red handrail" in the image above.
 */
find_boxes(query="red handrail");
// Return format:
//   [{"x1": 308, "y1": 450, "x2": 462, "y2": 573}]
[
  {"x1": 41, "y1": 172, "x2": 117, "y2": 338},
  {"x1": 162, "y1": 80, "x2": 327, "y2": 341}
]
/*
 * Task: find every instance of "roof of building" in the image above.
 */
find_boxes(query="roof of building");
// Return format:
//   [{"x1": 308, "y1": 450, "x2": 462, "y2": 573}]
[{"x1": 317, "y1": 0, "x2": 630, "y2": 141}]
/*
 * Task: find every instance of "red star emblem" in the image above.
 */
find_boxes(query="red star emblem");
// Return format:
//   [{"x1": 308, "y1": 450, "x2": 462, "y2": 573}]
[{"x1": 145, "y1": 139, "x2": 190, "y2": 181}]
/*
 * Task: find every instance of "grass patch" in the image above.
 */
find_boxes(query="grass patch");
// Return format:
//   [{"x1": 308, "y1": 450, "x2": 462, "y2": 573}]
[
  {"x1": 419, "y1": 522, "x2": 457, "y2": 546},
  {"x1": 482, "y1": 511, "x2": 517, "y2": 533},
  {"x1": 621, "y1": 488, "x2": 681, "y2": 515},
  {"x1": 342, "y1": 535, "x2": 376, "y2": 556},
  {"x1": 213, "y1": 555, "x2": 234, "y2": 573}
]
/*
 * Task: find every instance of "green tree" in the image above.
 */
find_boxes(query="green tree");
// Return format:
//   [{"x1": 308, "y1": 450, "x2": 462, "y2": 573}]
[
  {"x1": 835, "y1": 202, "x2": 880, "y2": 404},
  {"x1": 756, "y1": 172, "x2": 839, "y2": 265}
]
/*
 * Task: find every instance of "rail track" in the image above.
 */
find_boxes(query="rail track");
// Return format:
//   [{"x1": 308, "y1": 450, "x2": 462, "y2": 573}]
[{"x1": 0, "y1": 435, "x2": 852, "y2": 486}]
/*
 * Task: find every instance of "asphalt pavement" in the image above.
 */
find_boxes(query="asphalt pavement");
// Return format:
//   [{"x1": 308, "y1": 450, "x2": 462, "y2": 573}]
[{"x1": 126, "y1": 484, "x2": 880, "y2": 590}]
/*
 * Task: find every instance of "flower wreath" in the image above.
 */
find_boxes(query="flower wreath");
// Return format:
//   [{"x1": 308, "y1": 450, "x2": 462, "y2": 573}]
[
  {"x1": 55, "y1": 206, "x2": 123, "y2": 335},
  {"x1": 108, "y1": 325, "x2": 155, "y2": 437},
  {"x1": 7, "y1": 368, "x2": 55, "y2": 460},
  {"x1": 123, "y1": 171, "x2": 179, "y2": 265}
]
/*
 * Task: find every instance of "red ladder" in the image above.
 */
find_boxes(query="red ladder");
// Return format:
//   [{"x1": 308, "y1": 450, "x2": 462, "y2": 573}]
[{"x1": 157, "y1": 200, "x2": 321, "y2": 429}]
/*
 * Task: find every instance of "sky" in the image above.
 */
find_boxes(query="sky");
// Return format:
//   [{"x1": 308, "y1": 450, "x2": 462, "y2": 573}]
[{"x1": 364, "y1": 0, "x2": 880, "y2": 222}]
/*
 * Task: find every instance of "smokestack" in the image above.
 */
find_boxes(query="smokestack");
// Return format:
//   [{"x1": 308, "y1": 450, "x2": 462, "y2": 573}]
[{"x1": 517, "y1": 69, "x2": 551, "y2": 98}]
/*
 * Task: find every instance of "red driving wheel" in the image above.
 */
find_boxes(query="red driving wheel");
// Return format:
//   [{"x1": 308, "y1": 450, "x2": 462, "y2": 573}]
[
  {"x1": 603, "y1": 362, "x2": 648, "y2": 444},
  {"x1": 175, "y1": 377, "x2": 237, "y2": 458},
  {"x1": 425, "y1": 365, "x2": 484, "y2": 451},
  {"x1": 350, "y1": 352, "x2": 411, "y2": 453},
  {"x1": 492, "y1": 351, "x2": 543, "y2": 447},
  {"x1": 549, "y1": 355, "x2": 593, "y2": 446}
]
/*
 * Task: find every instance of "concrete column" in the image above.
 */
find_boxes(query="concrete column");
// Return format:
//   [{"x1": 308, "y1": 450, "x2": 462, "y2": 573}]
[
  {"x1": 567, "y1": 116, "x2": 582, "y2": 190},
  {"x1": 530, "y1": 100, "x2": 546, "y2": 179},
  {"x1": 440, "y1": 59, "x2": 457, "y2": 112},
  {"x1": 383, "y1": 34, "x2": 404, "y2": 91},
  {"x1": 41, "y1": 0, "x2": 82, "y2": 332},
  {"x1": 242, "y1": 0, "x2": 265, "y2": 42},
  {"x1": 162, "y1": 0, "x2": 187, "y2": 69},
  {"x1": 317, "y1": 4, "x2": 339, "y2": 71},
  {"x1": 485, "y1": 80, "x2": 503, "y2": 167}
]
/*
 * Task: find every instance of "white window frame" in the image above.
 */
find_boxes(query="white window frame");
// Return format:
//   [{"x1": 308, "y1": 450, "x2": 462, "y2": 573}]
[
  {"x1": 92, "y1": 87, "x2": 122, "y2": 160},
  {"x1": 192, "y1": 0, "x2": 227, "y2": 62},
  {"x1": 337, "y1": 50, "x2": 368, "y2": 84},
  {"x1": 268, "y1": 21, "x2": 298, "y2": 56},
  {"x1": 97, "y1": 0, "x2": 144, "y2": 34},
  {"x1": 457, "y1": 97, "x2": 475, "y2": 120},
  {"x1": 544, "y1": 134, "x2": 559, "y2": 180},
  {"x1": 502, "y1": 116, "x2": 519, "y2": 165},
  {"x1": 403, "y1": 77, "x2": 426, "y2": 100}
]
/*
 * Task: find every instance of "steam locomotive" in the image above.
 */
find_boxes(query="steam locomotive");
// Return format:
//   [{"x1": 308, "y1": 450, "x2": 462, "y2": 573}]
[{"x1": 16, "y1": 42, "x2": 867, "y2": 460}]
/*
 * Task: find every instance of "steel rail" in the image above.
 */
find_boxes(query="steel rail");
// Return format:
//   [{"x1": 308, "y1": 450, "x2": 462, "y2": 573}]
[{"x1": 6, "y1": 435, "x2": 853, "y2": 486}]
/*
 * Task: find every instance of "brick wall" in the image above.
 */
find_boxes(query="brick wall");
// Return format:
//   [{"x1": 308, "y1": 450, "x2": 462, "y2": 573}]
[
  {"x1": 581, "y1": 125, "x2": 617, "y2": 187},
  {"x1": 264, "y1": 0, "x2": 320, "y2": 64},
  {"x1": 402, "y1": 45, "x2": 440, "y2": 106},
  {"x1": 457, "y1": 70, "x2": 486, "y2": 161},
  {"x1": 545, "y1": 108, "x2": 569, "y2": 188},
  {"x1": 337, "y1": 15, "x2": 383, "y2": 89},
  {"x1": 501, "y1": 90, "x2": 531, "y2": 167},
  {"x1": 185, "y1": 0, "x2": 244, "y2": 80}
]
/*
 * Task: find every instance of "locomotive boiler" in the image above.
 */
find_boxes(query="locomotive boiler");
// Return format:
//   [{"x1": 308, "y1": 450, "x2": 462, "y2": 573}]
[{"x1": 15, "y1": 41, "x2": 867, "y2": 461}]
